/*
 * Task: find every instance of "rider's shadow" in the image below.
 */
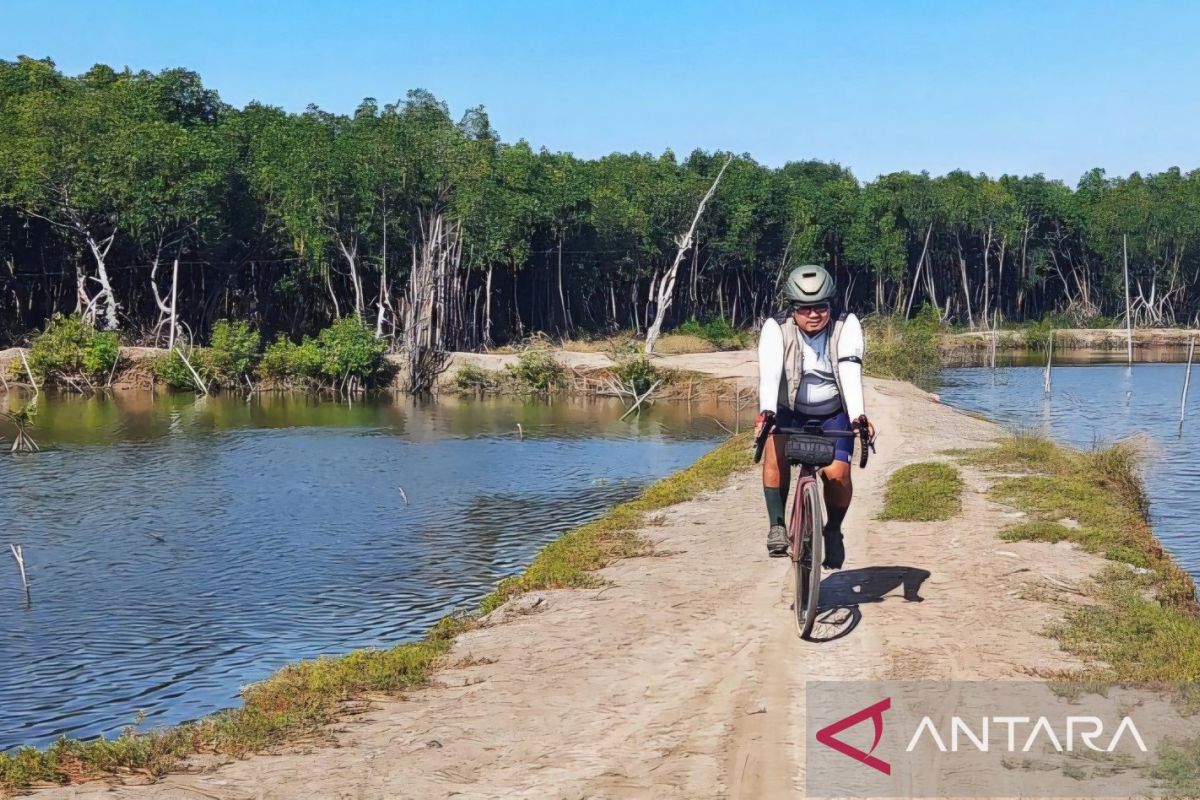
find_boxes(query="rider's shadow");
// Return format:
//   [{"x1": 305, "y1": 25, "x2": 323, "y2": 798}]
[{"x1": 820, "y1": 566, "x2": 931, "y2": 606}]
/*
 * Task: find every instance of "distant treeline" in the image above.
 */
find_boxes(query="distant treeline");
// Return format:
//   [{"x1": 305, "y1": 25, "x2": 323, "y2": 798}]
[{"x1": 2, "y1": 56, "x2": 1198, "y2": 349}]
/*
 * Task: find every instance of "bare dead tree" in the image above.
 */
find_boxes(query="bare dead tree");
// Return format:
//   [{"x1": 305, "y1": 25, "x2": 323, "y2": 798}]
[
  {"x1": 644, "y1": 156, "x2": 733, "y2": 355},
  {"x1": 402, "y1": 209, "x2": 460, "y2": 392},
  {"x1": 149, "y1": 256, "x2": 180, "y2": 348}
]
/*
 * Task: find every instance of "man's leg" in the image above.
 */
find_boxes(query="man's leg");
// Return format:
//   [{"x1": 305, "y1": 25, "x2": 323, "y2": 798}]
[
  {"x1": 822, "y1": 460, "x2": 852, "y2": 569},
  {"x1": 763, "y1": 432, "x2": 791, "y2": 556}
]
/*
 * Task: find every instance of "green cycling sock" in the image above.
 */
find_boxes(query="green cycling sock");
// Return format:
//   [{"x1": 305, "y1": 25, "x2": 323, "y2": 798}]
[
  {"x1": 764, "y1": 486, "x2": 786, "y2": 528},
  {"x1": 825, "y1": 504, "x2": 848, "y2": 534}
]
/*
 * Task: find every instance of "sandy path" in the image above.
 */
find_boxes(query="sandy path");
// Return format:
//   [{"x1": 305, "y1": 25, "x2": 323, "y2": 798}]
[{"x1": 41, "y1": 378, "x2": 1103, "y2": 799}]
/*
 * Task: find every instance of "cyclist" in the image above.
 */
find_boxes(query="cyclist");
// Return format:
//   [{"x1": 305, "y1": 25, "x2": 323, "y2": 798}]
[{"x1": 755, "y1": 264, "x2": 874, "y2": 568}]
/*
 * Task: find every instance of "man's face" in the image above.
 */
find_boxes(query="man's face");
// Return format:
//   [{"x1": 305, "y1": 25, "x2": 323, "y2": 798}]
[{"x1": 791, "y1": 302, "x2": 831, "y2": 334}]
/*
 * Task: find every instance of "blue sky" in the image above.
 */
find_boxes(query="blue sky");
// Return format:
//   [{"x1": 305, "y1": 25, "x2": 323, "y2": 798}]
[{"x1": 3, "y1": 0, "x2": 1198, "y2": 183}]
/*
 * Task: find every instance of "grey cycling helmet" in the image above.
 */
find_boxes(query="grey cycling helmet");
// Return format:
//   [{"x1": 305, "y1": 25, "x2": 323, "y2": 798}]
[{"x1": 783, "y1": 264, "x2": 835, "y2": 305}]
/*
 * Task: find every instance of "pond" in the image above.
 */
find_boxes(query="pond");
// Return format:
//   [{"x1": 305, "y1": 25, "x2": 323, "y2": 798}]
[
  {"x1": 0, "y1": 393, "x2": 739, "y2": 750},
  {"x1": 939, "y1": 363, "x2": 1200, "y2": 586}
]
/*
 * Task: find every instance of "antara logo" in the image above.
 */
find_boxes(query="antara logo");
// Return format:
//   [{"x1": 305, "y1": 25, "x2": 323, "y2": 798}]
[
  {"x1": 815, "y1": 697, "x2": 1150, "y2": 776},
  {"x1": 905, "y1": 715, "x2": 1148, "y2": 753},
  {"x1": 815, "y1": 697, "x2": 892, "y2": 775}
]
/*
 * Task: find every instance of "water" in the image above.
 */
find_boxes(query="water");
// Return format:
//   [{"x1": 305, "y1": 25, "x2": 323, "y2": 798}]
[
  {"x1": 0, "y1": 393, "x2": 736, "y2": 750},
  {"x1": 939, "y1": 364, "x2": 1200, "y2": 583}
]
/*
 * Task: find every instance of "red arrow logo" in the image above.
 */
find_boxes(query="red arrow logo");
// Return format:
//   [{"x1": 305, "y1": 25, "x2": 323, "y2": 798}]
[{"x1": 815, "y1": 697, "x2": 891, "y2": 775}]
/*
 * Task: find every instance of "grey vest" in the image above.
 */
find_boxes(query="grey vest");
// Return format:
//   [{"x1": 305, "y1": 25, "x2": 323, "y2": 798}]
[{"x1": 776, "y1": 312, "x2": 849, "y2": 416}]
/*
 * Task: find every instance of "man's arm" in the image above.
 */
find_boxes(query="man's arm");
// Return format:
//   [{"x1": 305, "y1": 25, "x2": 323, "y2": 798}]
[
  {"x1": 757, "y1": 317, "x2": 784, "y2": 414},
  {"x1": 836, "y1": 313, "x2": 866, "y2": 421}
]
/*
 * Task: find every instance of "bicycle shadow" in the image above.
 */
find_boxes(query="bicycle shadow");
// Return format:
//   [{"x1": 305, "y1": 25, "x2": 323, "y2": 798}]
[{"x1": 806, "y1": 566, "x2": 932, "y2": 643}]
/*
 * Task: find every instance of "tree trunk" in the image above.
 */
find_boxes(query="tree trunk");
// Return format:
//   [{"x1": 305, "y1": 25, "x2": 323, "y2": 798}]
[
  {"x1": 484, "y1": 263, "x2": 494, "y2": 346},
  {"x1": 557, "y1": 234, "x2": 571, "y2": 334},
  {"x1": 645, "y1": 156, "x2": 731, "y2": 354},
  {"x1": 956, "y1": 234, "x2": 975, "y2": 328},
  {"x1": 905, "y1": 223, "x2": 934, "y2": 318},
  {"x1": 981, "y1": 224, "x2": 993, "y2": 325},
  {"x1": 82, "y1": 230, "x2": 119, "y2": 330},
  {"x1": 338, "y1": 238, "x2": 365, "y2": 320}
]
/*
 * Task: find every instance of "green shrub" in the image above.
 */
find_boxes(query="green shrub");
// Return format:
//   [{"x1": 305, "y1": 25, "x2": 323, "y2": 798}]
[
  {"x1": 258, "y1": 320, "x2": 387, "y2": 389},
  {"x1": 612, "y1": 354, "x2": 659, "y2": 395},
  {"x1": 863, "y1": 304, "x2": 943, "y2": 387},
  {"x1": 152, "y1": 347, "x2": 210, "y2": 391},
  {"x1": 675, "y1": 317, "x2": 751, "y2": 349},
  {"x1": 452, "y1": 363, "x2": 505, "y2": 393},
  {"x1": 81, "y1": 331, "x2": 121, "y2": 379},
  {"x1": 260, "y1": 335, "x2": 323, "y2": 383},
  {"x1": 316, "y1": 317, "x2": 387, "y2": 382},
  {"x1": 208, "y1": 320, "x2": 261, "y2": 382},
  {"x1": 27, "y1": 314, "x2": 121, "y2": 383},
  {"x1": 1018, "y1": 316, "x2": 1057, "y2": 350},
  {"x1": 507, "y1": 348, "x2": 565, "y2": 393}
]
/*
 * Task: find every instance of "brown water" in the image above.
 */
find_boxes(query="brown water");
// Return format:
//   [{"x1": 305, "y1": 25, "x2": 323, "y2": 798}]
[{"x1": 0, "y1": 392, "x2": 744, "y2": 750}]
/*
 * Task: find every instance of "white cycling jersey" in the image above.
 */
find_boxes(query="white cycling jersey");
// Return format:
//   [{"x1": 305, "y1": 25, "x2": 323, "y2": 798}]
[{"x1": 757, "y1": 313, "x2": 866, "y2": 420}]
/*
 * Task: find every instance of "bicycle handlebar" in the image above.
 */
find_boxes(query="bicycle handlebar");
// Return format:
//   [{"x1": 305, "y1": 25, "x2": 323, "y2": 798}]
[
  {"x1": 754, "y1": 418, "x2": 876, "y2": 469},
  {"x1": 752, "y1": 414, "x2": 776, "y2": 464}
]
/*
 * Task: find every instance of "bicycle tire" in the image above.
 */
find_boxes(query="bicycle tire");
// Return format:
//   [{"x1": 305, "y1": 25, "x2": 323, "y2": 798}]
[{"x1": 792, "y1": 479, "x2": 824, "y2": 639}]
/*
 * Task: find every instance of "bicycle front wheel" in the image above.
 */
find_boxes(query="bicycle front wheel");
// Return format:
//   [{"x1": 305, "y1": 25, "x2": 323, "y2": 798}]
[{"x1": 794, "y1": 479, "x2": 824, "y2": 639}]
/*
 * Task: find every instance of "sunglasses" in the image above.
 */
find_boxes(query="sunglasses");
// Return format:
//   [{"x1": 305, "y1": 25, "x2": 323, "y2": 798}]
[{"x1": 791, "y1": 303, "x2": 830, "y2": 315}]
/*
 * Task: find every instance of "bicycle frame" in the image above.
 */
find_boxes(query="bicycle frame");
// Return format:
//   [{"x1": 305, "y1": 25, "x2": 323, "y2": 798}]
[{"x1": 755, "y1": 418, "x2": 873, "y2": 638}]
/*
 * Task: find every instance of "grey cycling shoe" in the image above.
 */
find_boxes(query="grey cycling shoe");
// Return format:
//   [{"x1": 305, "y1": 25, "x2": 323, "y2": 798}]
[{"x1": 767, "y1": 524, "x2": 788, "y2": 557}]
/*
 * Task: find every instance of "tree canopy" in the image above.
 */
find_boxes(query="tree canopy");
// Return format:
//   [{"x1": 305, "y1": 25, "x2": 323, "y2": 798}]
[{"x1": 2, "y1": 56, "x2": 1199, "y2": 347}]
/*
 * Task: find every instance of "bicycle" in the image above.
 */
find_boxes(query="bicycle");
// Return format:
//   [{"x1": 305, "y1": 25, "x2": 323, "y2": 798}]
[{"x1": 754, "y1": 415, "x2": 872, "y2": 639}]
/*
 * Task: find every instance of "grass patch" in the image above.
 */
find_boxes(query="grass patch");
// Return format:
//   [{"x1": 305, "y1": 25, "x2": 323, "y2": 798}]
[
  {"x1": 653, "y1": 333, "x2": 719, "y2": 355},
  {"x1": 674, "y1": 317, "x2": 752, "y2": 350},
  {"x1": 1052, "y1": 566, "x2": 1200, "y2": 681},
  {"x1": 954, "y1": 433, "x2": 1200, "y2": 683},
  {"x1": 999, "y1": 521, "x2": 1075, "y2": 543},
  {"x1": 1151, "y1": 736, "x2": 1200, "y2": 796},
  {"x1": 878, "y1": 462, "x2": 963, "y2": 521},
  {"x1": 0, "y1": 431, "x2": 752, "y2": 794}
]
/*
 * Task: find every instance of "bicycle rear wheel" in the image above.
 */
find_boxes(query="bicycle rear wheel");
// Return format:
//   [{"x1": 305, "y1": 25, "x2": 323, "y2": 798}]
[{"x1": 793, "y1": 480, "x2": 824, "y2": 639}]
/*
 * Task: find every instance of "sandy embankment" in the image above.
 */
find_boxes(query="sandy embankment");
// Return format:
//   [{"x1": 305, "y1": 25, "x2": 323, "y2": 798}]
[
  {"x1": 0, "y1": 346, "x2": 762, "y2": 396},
  {"x1": 947, "y1": 326, "x2": 1200, "y2": 350},
  {"x1": 38, "y1": 364, "x2": 1112, "y2": 800}
]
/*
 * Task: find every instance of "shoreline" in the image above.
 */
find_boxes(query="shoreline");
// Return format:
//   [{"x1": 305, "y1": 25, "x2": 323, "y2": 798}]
[
  {"x1": 3, "y1": 330, "x2": 1197, "y2": 403},
  {"x1": 944, "y1": 326, "x2": 1200, "y2": 354},
  {"x1": 0, "y1": 345, "x2": 760, "y2": 397},
  {"x1": 6, "y1": 363, "x2": 1199, "y2": 796}
]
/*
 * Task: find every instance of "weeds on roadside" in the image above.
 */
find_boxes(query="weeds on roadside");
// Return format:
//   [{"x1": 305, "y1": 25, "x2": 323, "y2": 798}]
[{"x1": 953, "y1": 433, "x2": 1200, "y2": 682}]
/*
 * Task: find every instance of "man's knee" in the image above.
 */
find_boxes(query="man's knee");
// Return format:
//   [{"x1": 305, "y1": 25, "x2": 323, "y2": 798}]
[{"x1": 824, "y1": 462, "x2": 852, "y2": 489}]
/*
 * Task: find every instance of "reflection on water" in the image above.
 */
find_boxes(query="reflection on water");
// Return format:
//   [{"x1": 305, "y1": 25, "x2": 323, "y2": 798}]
[
  {"x1": 0, "y1": 393, "x2": 740, "y2": 750},
  {"x1": 939, "y1": 364, "x2": 1200, "y2": 587}
]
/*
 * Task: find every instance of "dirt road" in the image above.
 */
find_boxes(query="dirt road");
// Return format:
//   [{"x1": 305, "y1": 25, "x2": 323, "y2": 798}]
[{"x1": 43, "y1": 377, "x2": 1104, "y2": 799}]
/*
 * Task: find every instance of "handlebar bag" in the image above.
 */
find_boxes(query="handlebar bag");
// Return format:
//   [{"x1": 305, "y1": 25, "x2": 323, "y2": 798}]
[{"x1": 785, "y1": 434, "x2": 837, "y2": 467}]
